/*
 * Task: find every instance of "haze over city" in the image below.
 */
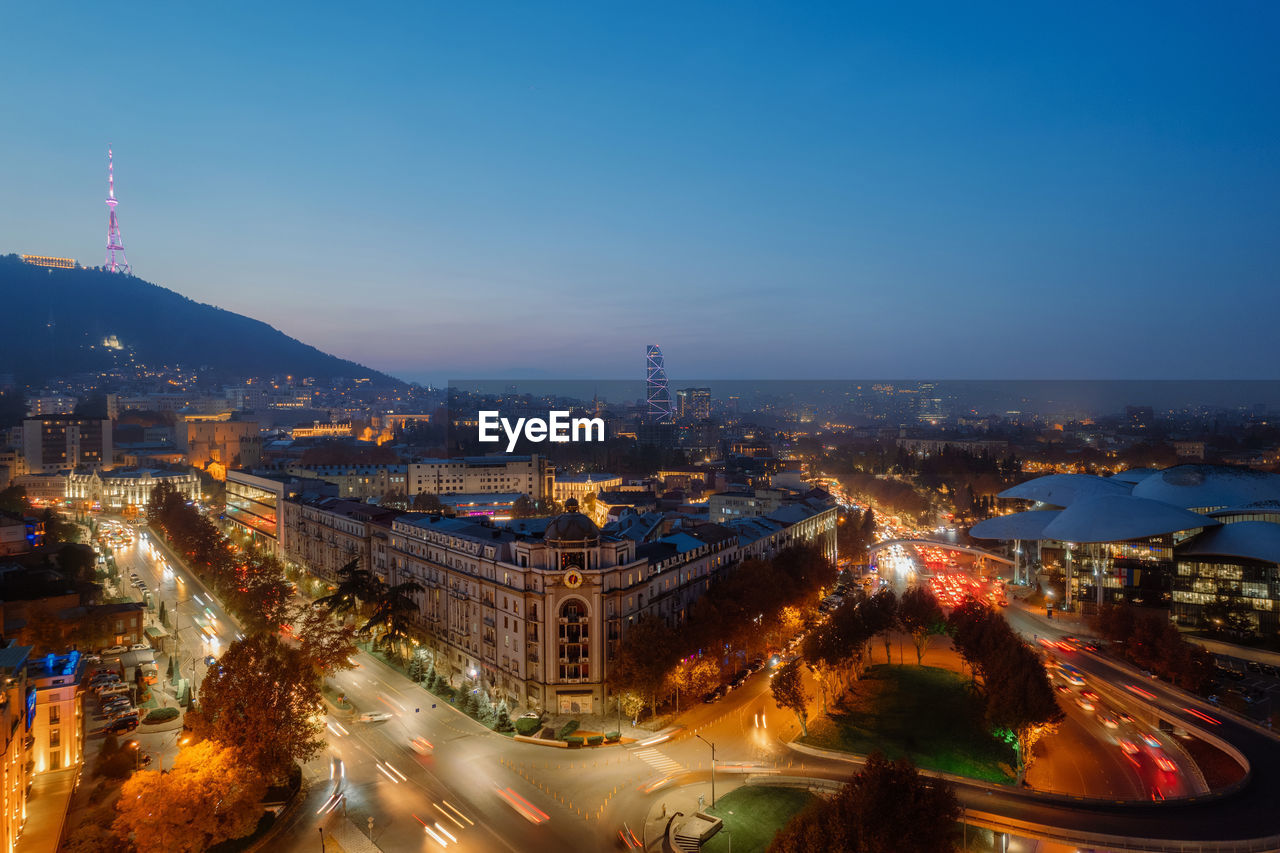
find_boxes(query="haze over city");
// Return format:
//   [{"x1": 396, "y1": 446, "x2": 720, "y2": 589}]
[{"x1": 3, "y1": 2, "x2": 1279, "y2": 381}]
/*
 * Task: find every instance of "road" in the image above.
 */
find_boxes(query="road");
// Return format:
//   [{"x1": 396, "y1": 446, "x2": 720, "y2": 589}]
[{"x1": 115, "y1": 519, "x2": 1280, "y2": 851}]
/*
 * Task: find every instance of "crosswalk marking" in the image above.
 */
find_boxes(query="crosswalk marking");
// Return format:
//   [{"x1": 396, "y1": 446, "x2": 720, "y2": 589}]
[{"x1": 634, "y1": 747, "x2": 682, "y2": 774}]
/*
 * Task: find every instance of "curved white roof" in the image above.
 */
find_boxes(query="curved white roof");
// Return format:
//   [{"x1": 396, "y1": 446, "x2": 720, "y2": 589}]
[
  {"x1": 1130, "y1": 465, "x2": 1280, "y2": 510},
  {"x1": 1111, "y1": 468, "x2": 1159, "y2": 484},
  {"x1": 998, "y1": 473, "x2": 1133, "y2": 508},
  {"x1": 1180, "y1": 521, "x2": 1280, "y2": 565},
  {"x1": 969, "y1": 510, "x2": 1062, "y2": 541},
  {"x1": 1039, "y1": 495, "x2": 1218, "y2": 543}
]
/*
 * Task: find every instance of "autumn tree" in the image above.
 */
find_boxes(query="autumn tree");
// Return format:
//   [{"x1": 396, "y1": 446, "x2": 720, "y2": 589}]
[
  {"x1": 771, "y1": 658, "x2": 811, "y2": 736},
  {"x1": 191, "y1": 633, "x2": 325, "y2": 783},
  {"x1": 294, "y1": 606, "x2": 359, "y2": 676},
  {"x1": 114, "y1": 740, "x2": 266, "y2": 853},
  {"x1": 985, "y1": 641, "x2": 1063, "y2": 783},
  {"x1": 770, "y1": 753, "x2": 959, "y2": 853}
]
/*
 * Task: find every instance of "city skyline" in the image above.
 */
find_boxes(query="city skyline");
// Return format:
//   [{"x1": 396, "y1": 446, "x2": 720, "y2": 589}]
[{"x1": 3, "y1": 2, "x2": 1279, "y2": 382}]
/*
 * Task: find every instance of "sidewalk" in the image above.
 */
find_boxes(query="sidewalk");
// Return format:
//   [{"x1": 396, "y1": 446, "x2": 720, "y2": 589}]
[{"x1": 642, "y1": 778, "x2": 744, "y2": 853}]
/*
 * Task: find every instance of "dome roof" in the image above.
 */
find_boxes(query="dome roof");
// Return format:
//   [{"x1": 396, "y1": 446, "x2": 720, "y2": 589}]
[
  {"x1": 1179, "y1": 521, "x2": 1280, "y2": 565},
  {"x1": 1040, "y1": 494, "x2": 1218, "y2": 543},
  {"x1": 1130, "y1": 465, "x2": 1280, "y2": 511},
  {"x1": 544, "y1": 498, "x2": 600, "y2": 543},
  {"x1": 969, "y1": 510, "x2": 1062, "y2": 541},
  {"x1": 998, "y1": 473, "x2": 1133, "y2": 508}
]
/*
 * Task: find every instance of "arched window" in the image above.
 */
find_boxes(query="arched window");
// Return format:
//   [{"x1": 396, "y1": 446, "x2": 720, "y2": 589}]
[{"x1": 558, "y1": 600, "x2": 589, "y2": 681}]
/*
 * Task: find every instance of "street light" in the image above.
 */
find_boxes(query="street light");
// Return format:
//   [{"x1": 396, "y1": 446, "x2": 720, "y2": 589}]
[{"x1": 695, "y1": 734, "x2": 717, "y2": 808}]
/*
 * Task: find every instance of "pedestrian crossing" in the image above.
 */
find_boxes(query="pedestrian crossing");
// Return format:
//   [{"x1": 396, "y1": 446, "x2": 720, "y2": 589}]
[{"x1": 634, "y1": 747, "x2": 683, "y2": 774}]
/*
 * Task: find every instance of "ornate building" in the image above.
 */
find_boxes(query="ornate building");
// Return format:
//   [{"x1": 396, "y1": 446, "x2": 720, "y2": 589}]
[{"x1": 388, "y1": 497, "x2": 836, "y2": 715}]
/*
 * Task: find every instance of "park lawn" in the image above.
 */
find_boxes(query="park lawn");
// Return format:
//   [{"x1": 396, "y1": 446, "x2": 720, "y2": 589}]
[
  {"x1": 702, "y1": 786, "x2": 817, "y2": 853},
  {"x1": 801, "y1": 664, "x2": 1016, "y2": 784}
]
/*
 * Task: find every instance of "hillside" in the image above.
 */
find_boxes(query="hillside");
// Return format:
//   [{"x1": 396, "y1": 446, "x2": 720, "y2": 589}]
[{"x1": 0, "y1": 254, "x2": 402, "y2": 386}]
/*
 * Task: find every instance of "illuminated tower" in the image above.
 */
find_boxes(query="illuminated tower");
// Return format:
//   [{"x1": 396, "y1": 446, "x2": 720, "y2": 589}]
[
  {"x1": 105, "y1": 147, "x2": 131, "y2": 274},
  {"x1": 646, "y1": 345, "x2": 672, "y2": 423}
]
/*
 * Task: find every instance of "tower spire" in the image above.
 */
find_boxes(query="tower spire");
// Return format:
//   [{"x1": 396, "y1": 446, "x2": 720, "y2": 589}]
[{"x1": 105, "y1": 146, "x2": 131, "y2": 274}]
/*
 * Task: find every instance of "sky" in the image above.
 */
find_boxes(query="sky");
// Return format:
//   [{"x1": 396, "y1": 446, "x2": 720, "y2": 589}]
[{"x1": 2, "y1": 2, "x2": 1278, "y2": 384}]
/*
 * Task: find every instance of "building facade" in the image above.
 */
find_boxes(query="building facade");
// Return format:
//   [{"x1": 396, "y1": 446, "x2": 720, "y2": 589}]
[
  {"x1": 22, "y1": 416, "x2": 112, "y2": 474},
  {"x1": 385, "y1": 497, "x2": 837, "y2": 715},
  {"x1": 280, "y1": 497, "x2": 399, "y2": 584},
  {"x1": 409, "y1": 456, "x2": 552, "y2": 501},
  {"x1": 28, "y1": 651, "x2": 83, "y2": 775},
  {"x1": 66, "y1": 468, "x2": 201, "y2": 512}
]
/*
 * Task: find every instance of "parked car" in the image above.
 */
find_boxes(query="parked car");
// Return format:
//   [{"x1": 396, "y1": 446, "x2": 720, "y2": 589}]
[
  {"x1": 98, "y1": 684, "x2": 129, "y2": 698},
  {"x1": 105, "y1": 717, "x2": 138, "y2": 734},
  {"x1": 129, "y1": 643, "x2": 149, "y2": 652},
  {"x1": 702, "y1": 686, "x2": 725, "y2": 703},
  {"x1": 99, "y1": 646, "x2": 128, "y2": 657}
]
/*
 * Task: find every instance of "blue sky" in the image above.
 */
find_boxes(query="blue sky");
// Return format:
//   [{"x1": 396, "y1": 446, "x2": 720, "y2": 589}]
[{"x1": 3, "y1": 2, "x2": 1278, "y2": 383}]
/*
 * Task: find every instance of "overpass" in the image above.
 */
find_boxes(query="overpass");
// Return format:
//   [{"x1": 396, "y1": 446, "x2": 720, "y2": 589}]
[{"x1": 869, "y1": 538, "x2": 1014, "y2": 566}]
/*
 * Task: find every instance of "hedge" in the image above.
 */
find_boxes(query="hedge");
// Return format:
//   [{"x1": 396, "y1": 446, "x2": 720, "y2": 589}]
[
  {"x1": 143, "y1": 708, "x2": 179, "y2": 724},
  {"x1": 586, "y1": 735, "x2": 603, "y2": 746},
  {"x1": 514, "y1": 717, "x2": 542, "y2": 736},
  {"x1": 557, "y1": 720, "x2": 580, "y2": 739},
  {"x1": 564, "y1": 736, "x2": 584, "y2": 747},
  {"x1": 604, "y1": 731, "x2": 621, "y2": 743}
]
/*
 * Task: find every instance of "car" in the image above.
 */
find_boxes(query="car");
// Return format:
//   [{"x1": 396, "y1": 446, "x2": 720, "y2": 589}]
[
  {"x1": 1076, "y1": 696, "x2": 1095, "y2": 711},
  {"x1": 129, "y1": 643, "x2": 149, "y2": 652},
  {"x1": 1247, "y1": 661, "x2": 1262, "y2": 674},
  {"x1": 1141, "y1": 734, "x2": 1162, "y2": 749},
  {"x1": 98, "y1": 684, "x2": 129, "y2": 698},
  {"x1": 702, "y1": 687, "x2": 725, "y2": 703},
  {"x1": 1118, "y1": 739, "x2": 1139, "y2": 756},
  {"x1": 1264, "y1": 664, "x2": 1279, "y2": 678},
  {"x1": 1081, "y1": 690, "x2": 1100, "y2": 702},
  {"x1": 1117, "y1": 712, "x2": 1136, "y2": 725},
  {"x1": 1096, "y1": 714, "x2": 1119, "y2": 729},
  {"x1": 730, "y1": 669, "x2": 751, "y2": 688},
  {"x1": 101, "y1": 702, "x2": 132, "y2": 716},
  {"x1": 1055, "y1": 684, "x2": 1071, "y2": 695},
  {"x1": 409, "y1": 736, "x2": 434, "y2": 754},
  {"x1": 1154, "y1": 756, "x2": 1177, "y2": 773},
  {"x1": 357, "y1": 712, "x2": 392, "y2": 723},
  {"x1": 92, "y1": 667, "x2": 117, "y2": 678},
  {"x1": 105, "y1": 718, "x2": 138, "y2": 734},
  {"x1": 99, "y1": 646, "x2": 128, "y2": 657}
]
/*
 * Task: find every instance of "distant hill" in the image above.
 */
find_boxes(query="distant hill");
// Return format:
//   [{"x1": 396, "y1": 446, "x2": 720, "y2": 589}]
[{"x1": 0, "y1": 254, "x2": 402, "y2": 387}]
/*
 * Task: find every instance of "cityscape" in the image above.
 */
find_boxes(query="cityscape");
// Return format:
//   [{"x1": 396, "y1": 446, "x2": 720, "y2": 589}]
[{"x1": 2, "y1": 4, "x2": 1280, "y2": 853}]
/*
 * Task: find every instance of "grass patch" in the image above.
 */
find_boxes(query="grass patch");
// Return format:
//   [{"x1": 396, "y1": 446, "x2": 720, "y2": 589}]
[
  {"x1": 802, "y1": 664, "x2": 1015, "y2": 784},
  {"x1": 702, "y1": 786, "x2": 816, "y2": 853}
]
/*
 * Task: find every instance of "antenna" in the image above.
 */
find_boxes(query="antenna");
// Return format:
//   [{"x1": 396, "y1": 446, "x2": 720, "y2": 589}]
[{"x1": 105, "y1": 146, "x2": 131, "y2": 273}]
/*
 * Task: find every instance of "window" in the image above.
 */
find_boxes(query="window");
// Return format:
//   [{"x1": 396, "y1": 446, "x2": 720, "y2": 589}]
[
  {"x1": 49, "y1": 729, "x2": 60, "y2": 748},
  {"x1": 48, "y1": 706, "x2": 60, "y2": 725}
]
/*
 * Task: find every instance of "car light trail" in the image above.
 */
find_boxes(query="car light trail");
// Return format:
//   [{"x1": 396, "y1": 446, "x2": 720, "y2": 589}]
[
  {"x1": 385, "y1": 761, "x2": 408, "y2": 781},
  {"x1": 497, "y1": 787, "x2": 550, "y2": 824},
  {"x1": 434, "y1": 802, "x2": 465, "y2": 828},
  {"x1": 441, "y1": 801, "x2": 473, "y2": 826},
  {"x1": 1125, "y1": 684, "x2": 1157, "y2": 700},
  {"x1": 375, "y1": 762, "x2": 400, "y2": 783},
  {"x1": 1184, "y1": 707, "x2": 1221, "y2": 725}
]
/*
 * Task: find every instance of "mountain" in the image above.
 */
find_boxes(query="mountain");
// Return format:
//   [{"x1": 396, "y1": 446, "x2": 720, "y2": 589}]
[{"x1": 0, "y1": 254, "x2": 402, "y2": 387}]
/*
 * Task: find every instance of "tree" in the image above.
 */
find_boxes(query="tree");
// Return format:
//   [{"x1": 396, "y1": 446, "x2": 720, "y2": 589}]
[
  {"x1": 158, "y1": 600, "x2": 168, "y2": 628},
  {"x1": 510, "y1": 495, "x2": 536, "y2": 518},
  {"x1": 771, "y1": 659, "x2": 811, "y2": 736},
  {"x1": 863, "y1": 589, "x2": 899, "y2": 664},
  {"x1": 898, "y1": 586, "x2": 946, "y2": 664},
  {"x1": 114, "y1": 740, "x2": 267, "y2": 853},
  {"x1": 313, "y1": 557, "x2": 376, "y2": 616},
  {"x1": 361, "y1": 579, "x2": 425, "y2": 650},
  {"x1": 191, "y1": 633, "x2": 325, "y2": 783},
  {"x1": 494, "y1": 702, "x2": 514, "y2": 732},
  {"x1": 294, "y1": 606, "x2": 359, "y2": 676},
  {"x1": 665, "y1": 656, "x2": 720, "y2": 709},
  {"x1": 986, "y1": 643, "x2": 1063, "y2": 783},
  {"x1": 608, "y1": 614, "x2": 678, "y2": 718},
  {"x1": 769, "y1": 753, "x2": 959, "y2": 853},
  {"x1": 617, "y1": 691, "x2": 646, "y2": 725},
  {"x1": 411, "y1": 492, "x2": 445, "y2": 512}
]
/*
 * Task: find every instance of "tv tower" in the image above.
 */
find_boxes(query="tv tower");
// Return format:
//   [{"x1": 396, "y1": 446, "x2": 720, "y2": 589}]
[{"x1": 105, "y1": 146, "x2": 131, "y2": 274}]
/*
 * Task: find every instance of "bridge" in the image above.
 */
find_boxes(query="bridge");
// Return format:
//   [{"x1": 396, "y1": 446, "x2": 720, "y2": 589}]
[{"x1": 868, "y1": 538, "x2": 1014, "y2": 566}]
